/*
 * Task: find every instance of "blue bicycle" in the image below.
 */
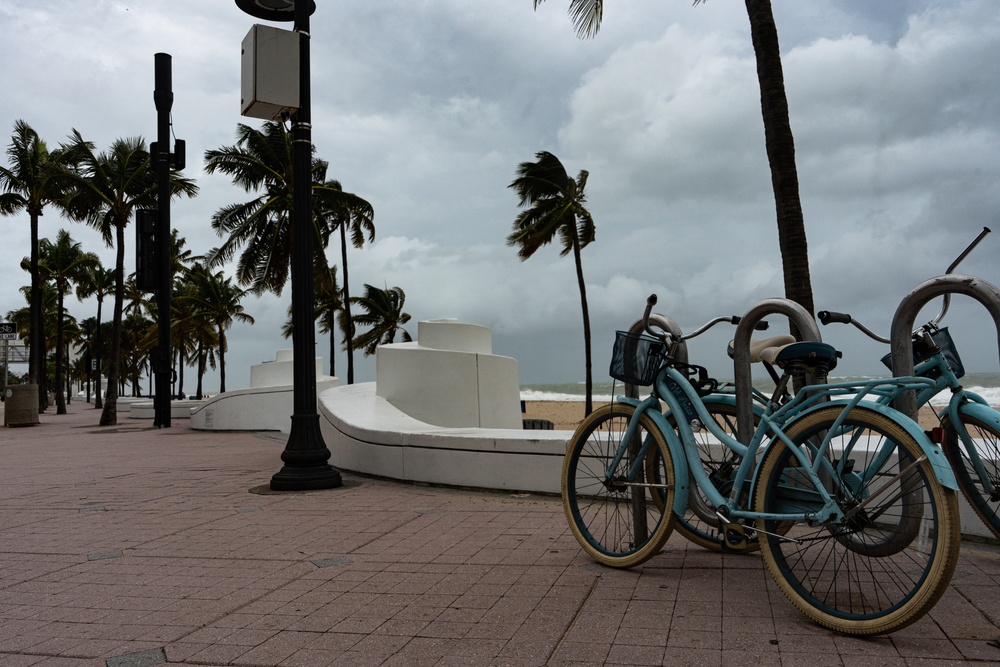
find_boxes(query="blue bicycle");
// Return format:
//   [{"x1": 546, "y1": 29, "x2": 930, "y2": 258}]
[{"x1": 562, "y1": 295, "x2": 961, "y2": 635}]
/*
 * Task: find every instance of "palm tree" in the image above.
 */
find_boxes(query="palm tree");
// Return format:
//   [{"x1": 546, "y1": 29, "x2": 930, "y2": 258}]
[
  {"x1": 316, "y1": 179, "x2": 375, "y2": 384},
  {"x1": 204, "y1": 121, "x2": 324, "y2": 294},
  {"x1": 185, "y1": 267, "x2": 254, "y2": 394},
  {"x1": 508, "y1": 151, "x2": 596, "y2": 415},
  {"x1": 204, "y1": 123, "x2": 373, "y2": 381},
  {"x1": 0, "y1": 120, "x2": 75, "y2": 411},
  {"x1": 32, "y1": 229, "x2": 100, "y2": 413},
  {"x1": 349, "y1": 284, "x2": 412, "y2": 356},
  {"x1": 537, "y1": 0, "x2": 814, "y2": 320},
  {"x1": 60, "y1": 131, "x2": 198, "y2": 425},
  {"x1": 76, "y1": 266, "x2": 114, "y2": 409}
]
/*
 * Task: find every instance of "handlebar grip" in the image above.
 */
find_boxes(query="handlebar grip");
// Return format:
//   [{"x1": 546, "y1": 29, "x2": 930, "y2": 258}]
[
  {"x1": 729, "y1": 316, "x2": 769, "y2": 331},
  {"x1": 818, "y1": 310, "x2": 852, "y2": 325}
]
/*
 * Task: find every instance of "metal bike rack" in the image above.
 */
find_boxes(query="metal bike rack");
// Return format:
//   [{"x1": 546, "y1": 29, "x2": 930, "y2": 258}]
[
  {"x1": 625, "y1": 314, "x2": 688, "y2": 400},
  {"x1": 732, "y1": 299, "x2": 822, "y2": 444},
  {"x1": 889, "y1": 274, "x2": 1000, "y2": 420}
]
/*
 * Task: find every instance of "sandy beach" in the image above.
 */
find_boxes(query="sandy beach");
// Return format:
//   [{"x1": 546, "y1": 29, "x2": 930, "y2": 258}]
[{"x1": 523, "y1": 400, "x2": 941, "y2": 432}]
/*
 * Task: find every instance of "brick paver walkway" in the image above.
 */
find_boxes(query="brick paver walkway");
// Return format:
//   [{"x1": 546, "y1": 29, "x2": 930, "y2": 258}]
[{"x1": 2, "y1": 401, "x2": 1000, "y2": 666}]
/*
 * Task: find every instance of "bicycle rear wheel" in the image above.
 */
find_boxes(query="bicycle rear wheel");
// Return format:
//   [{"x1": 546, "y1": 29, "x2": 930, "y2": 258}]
[
  {"x1": 942, "y1": 411, "x2": 1000, "y2": 538},
  {"x1": 562, "y1": 403, "x2": 677, "y2": 568},
  {"x1": 754, "y1": 405, "x2": 960, "y2": 635}
]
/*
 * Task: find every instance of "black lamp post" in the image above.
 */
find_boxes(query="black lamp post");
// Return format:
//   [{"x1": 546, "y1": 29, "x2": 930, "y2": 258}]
[{"x1": 235, "y1": 0, "x2": 341, "y2": 491}]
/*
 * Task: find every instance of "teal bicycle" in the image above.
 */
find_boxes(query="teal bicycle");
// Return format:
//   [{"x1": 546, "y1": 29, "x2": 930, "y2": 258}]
[
  {"x1": 820, "y1": 310, "x2": 1000, "y2": 538},
  {"x1": 818, "y1": 227, "x2": 1000, "y2": 538},
  {"x1": 562, "y1": 295, "x2": 962, "y2": 635}
]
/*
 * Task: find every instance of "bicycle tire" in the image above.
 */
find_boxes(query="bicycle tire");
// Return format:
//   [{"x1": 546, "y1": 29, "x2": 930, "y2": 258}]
[
  {"x1": 754, "y1": 405, "x2": 960, "y2": 635},
  {"x1": 562, "y1": 403, "x2": 677, "y2": 568},
  {"x1": 942, "y1": 411, "x2": 1000, "y2": 539},
  {"x1": 653, "y1": 401, "x2": 762, "y2": 552}
]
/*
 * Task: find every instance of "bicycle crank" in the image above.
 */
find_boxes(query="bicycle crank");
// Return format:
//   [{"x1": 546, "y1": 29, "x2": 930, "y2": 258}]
[{"x1": 715, "y1": 511, "x2": 802, "y2": 545}]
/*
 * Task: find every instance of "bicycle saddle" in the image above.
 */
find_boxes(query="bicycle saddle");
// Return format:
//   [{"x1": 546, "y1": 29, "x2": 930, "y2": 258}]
[
  {"x1": 759, "y1": 341, "x2": 842, "y2": 374},
  {"x1": 727, "y1": 335, "x2": 796, "y2": 362}
]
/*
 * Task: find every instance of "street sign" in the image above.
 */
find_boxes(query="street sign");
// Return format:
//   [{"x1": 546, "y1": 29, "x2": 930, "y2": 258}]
[{"x1": 0, "y1": 322, "x2": 16, "y2": 341}]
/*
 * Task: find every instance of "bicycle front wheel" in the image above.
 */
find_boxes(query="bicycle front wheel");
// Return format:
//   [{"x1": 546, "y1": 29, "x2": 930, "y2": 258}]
[
  {"x1": 562, "y1": 403, "x2": 677, "y2": 568},
  {"x1": 943, "y1": 411, "x2": 1000, "y2": 538},
  {"x1": 754, "y1": 405, "x2": 961, "y2": 635}
]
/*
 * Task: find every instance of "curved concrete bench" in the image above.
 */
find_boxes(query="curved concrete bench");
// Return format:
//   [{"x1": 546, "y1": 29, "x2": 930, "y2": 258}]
[
  {"x1": 190, "y1": 377, "x2": 338, "y2": 433},
  {"x1": 318, "y1": 383, "x2": 571, "y2": 494},
  {"x1": 129, "y1": 398, "x2": 202, "y2": 419}
]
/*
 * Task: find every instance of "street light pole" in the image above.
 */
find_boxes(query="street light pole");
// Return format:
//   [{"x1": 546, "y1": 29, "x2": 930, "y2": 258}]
[
  {"x1": 153, "y1": 53, "x2": 173, "y2": 428},
  {"x1": 235, "y1": 0, "x2": 340, "y2": 491}
]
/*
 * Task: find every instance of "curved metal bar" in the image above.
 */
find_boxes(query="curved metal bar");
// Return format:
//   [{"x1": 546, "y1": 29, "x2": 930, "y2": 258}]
[
  {"x1": 932, "y1": 226, "x2": 991, "y2": 325},
  {"x1": 890, "y1": 274, "x2": 1000, "y2": 420},
  {"x1": 733, "y1": 299, "x2": 822, "y2": 443},
  {"x1": 625, "y1": 314, "x2": 687, "y2": 400}
]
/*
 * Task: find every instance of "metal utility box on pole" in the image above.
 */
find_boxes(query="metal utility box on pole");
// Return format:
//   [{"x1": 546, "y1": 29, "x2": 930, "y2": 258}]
[{"x1": 241, "y1": 24, "x2": 300, "y2": 120}]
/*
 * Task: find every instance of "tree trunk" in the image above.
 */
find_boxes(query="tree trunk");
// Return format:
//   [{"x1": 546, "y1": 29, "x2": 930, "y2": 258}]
[
  {"x1": 196, "y1": 341, "x2": 205, "y2": 399},
  {"x1": 340, "y1": 224, "x2": 355, "y2": 384},
  {"x1": 218, "y1": 327, "x2": 227, "y2": 394},
  {"x1": 94, "y1": 299, "x2": 103, "y2": 409},
  {"x1": 55, "y1": 290, "x2": 66, "y2": 414},
  {"x1": 572, "y1": 237, "x2": 593, "y2": 416},
  {"x1": 745, "y1": 0, "x2": 814, "y2": 322},
  {"x1": 99, "y1": 222, "x2": 125, "y2": 426}
]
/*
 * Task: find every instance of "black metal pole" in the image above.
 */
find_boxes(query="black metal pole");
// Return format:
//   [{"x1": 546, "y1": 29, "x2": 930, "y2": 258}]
[
  {"x1": 85, "y1": 321, "x2": 91, "y2": 404},
  {"x1": 270, "y1": 0, "x2": 341, "y2": 491},
  {"x1": 153, "y1": 53, "x2": 173, "y2": 428}
]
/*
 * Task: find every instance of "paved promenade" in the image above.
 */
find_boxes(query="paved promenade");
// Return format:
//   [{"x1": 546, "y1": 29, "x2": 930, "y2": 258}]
[{"x1": 2, "y1": 401, "x2": 1000, "y2": 666}]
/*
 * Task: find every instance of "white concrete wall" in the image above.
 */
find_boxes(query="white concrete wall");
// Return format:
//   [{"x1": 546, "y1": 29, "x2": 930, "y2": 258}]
[
  {"x1": 250, "y1": 349, "x2": 325, "y2": 388},
  {"x1": 319, "y1": 383, "x2": 569, "y2": 493},
  {"x1": 374, "y1": 320, "x2": 522, "y2": 429}
]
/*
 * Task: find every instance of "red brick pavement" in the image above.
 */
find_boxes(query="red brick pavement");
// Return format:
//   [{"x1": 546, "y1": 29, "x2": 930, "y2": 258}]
[{"x1": 1, "y1": 401, "x2": 1000, "y2": 666}]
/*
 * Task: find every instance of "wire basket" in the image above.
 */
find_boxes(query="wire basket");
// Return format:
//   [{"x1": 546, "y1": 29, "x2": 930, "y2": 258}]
[
  {"x1": 880, "y1": 326, "x2": 965, "y2": 379},
  {"x1": 610, "y1": 331, "x2": 667, "y2": 386}
]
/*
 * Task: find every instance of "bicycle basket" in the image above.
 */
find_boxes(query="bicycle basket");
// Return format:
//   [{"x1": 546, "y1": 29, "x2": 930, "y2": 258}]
[
  {"x1": 880, "y1": 326, "x2": 965, "y2": 379},
  {"x1": 610, "y1": 331, "x2": 666, "y2": 386}
]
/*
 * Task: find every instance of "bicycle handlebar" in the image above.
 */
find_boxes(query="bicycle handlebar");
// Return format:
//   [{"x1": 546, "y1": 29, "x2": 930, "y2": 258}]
[
  {"x1": 818, "y1": 310, "x2": 891, "y2": 344},
  {"x1": 820, "y1": 227, "x2": 992, "y2": 343},
  {"x1": 818, "y1": 310, "x2": 852, "y2": 325},
  {"x1": 643, "y1": 293, "x2": 768, "y2": 342},
  {"x1": 934, "y1": 226, "x2": 991, "y2": 325}
]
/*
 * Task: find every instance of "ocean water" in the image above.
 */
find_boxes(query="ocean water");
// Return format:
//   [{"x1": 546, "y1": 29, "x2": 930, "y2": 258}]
[{"x1": 521, "y1": 373, "x2": 1000, "y2": 408}]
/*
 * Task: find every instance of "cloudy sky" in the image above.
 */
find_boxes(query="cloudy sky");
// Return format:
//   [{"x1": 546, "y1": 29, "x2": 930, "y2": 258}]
[{"x1": 1, "y1": 0, "x2": 998, "y2": 394}]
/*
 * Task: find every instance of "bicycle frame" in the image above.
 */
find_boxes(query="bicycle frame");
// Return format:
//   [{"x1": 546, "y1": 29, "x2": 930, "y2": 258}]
[
  {"x1": 611, "y1": 361, "x2": 958, "y2": 530},
  {"x1": 869, "y1": 349, "x2": 999, "y2": 499}
]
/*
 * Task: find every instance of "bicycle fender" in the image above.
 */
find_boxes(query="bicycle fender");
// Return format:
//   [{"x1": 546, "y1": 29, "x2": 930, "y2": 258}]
[
  {"x1": 616, "y1": 397, "x2": 690, "y2": 515},
  {"x1": 794, "y1": 400, "x2": 959, "y2": 492},
  {"x1": 953, "y1": 400, "x2": 1000, "y2": 437},
  {"x1": 682, "y1": 392, "x2": 767, "y2": 417}
]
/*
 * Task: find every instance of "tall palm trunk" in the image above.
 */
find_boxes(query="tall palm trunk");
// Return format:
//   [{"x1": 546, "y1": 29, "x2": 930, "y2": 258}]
[
  {"x1": 94, "y1": 298, "x2": 104, "y2": 409},
  {"x1": 54, "y1": 290, "x2": 66, "y2": 414},
  {"x1": 571, "y1": 237, "x2": 593, "y2": 416},
  {"x1": 745, "y1": 0, "x2": 813, "y2": 319},
  {"x1": 340, "y1": 223, "x2": 355, "y2": 384},
  {"x1": 218, "y1": 326, "x2": 228, "y2": 394},
  {"x1": 196, "y1": 342, "x2": 205, "y2": 399},
  {"x1": 100, "y1": 222, "x2": 125, "y2": 426}
]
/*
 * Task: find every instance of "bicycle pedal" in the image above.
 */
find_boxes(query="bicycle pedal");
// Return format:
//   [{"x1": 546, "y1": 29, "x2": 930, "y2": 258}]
[{"x1": 722, "y1": 523, "x2": 749, "y2": 551}]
